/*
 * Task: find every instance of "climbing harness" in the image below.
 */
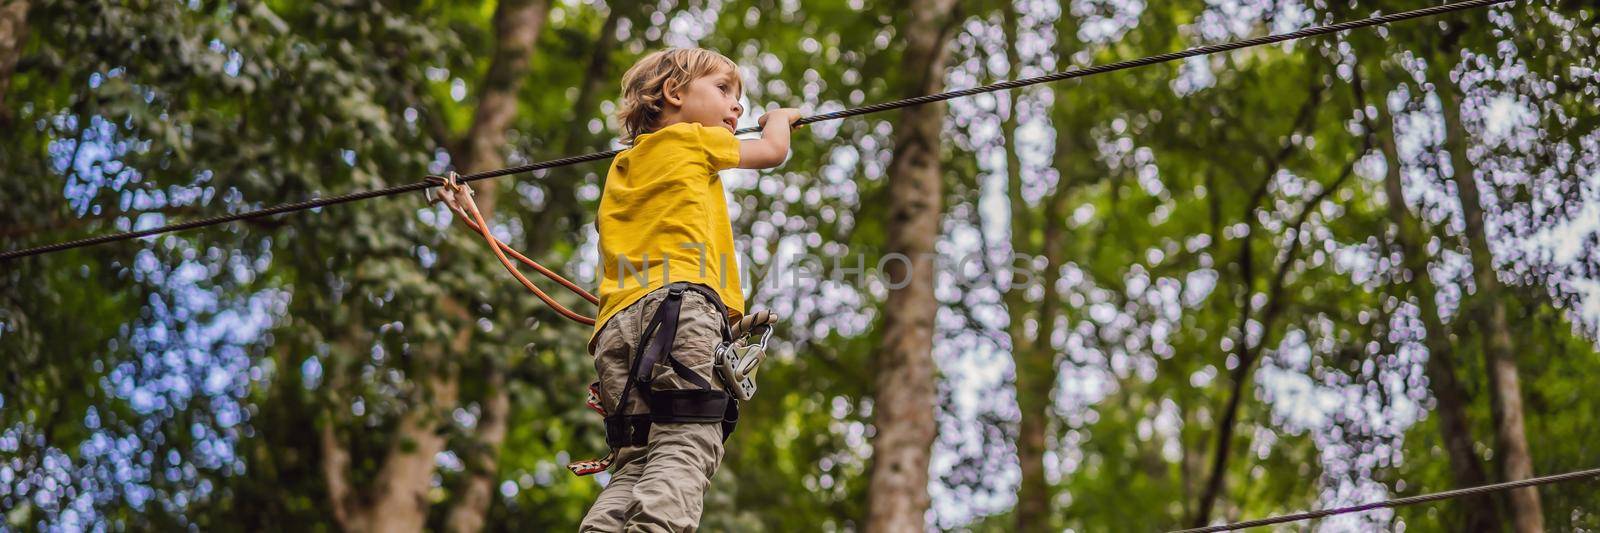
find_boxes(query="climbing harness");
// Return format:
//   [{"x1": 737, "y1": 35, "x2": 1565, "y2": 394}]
[
  {"x1": 566, "y1": 283, "x2": 756, "y2": 476},
  {"x1": 566, "y1": 298, "x2": 779, "y2": 476},
  {"x1": 429, "y1": 172, "x2": 777, "y2": 476},
  {"x1": 604, "y1": 283, "x2": 739, "y2": 446}
]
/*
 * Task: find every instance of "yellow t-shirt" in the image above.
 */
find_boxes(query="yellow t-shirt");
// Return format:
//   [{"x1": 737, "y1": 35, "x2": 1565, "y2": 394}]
[{"x1": 591, "y1": 121, "x2": 746, "y2": 347}]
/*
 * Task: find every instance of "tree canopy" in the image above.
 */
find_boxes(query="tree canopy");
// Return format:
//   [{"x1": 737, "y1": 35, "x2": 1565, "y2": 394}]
[{"x1": 2, "y1": 0, "x2": 1597, "y2": 531}]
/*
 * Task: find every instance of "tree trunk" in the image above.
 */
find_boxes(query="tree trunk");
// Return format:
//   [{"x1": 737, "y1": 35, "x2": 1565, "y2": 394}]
[
  {"x1": 445, "y1": 369, "x2": 510, "y2": 533},
  {"x1": 864, "y1": 2, "x2": 959, "y2": 532},
  {"x1": 455, "y1": 0, "x2": 551, "y2": 218},
  {"x1": 1190, "y1": 88, "x2": 1322, "y2": 527},
  {"x1": 1010, "y1": 10, "x2": 1086, "y2": 530},
  {"x1": 456, "y1": 15, "x2": 629, "y2": 527},
  {"x1": 1436, "y1": 74, "x2": 1544, "y2": 533},
  {"x1": 1375, "y1": 108, "x2": 1501, "y2": 531},
  {"x1": 323, "y1": 322, "x2": 470, "y2": 533},
  {"x1": 365, "y1": 370, "x2": 464, "y2": 532},
  {"x1": 0, "y1": 0, "x2": 28, "y2": 124},
  {"x1": 999, "y1": 4, "x2": 1050, "y2": 531},
  {"x1": 1013, "y1": 348, "x2": 1051, "y2": 533},
  {"x1": 1015, "y1": 179, "x2": 1071, "y2": 533},
  {"x1": 523, "y1": 0, "x2": 626, "y2": 256},
  {"x1": 319, "y1": 1, "x2": 550, "y2": 531},
  {"x1": 440, "y1": 1, "x2": 550, "y2": 531}
]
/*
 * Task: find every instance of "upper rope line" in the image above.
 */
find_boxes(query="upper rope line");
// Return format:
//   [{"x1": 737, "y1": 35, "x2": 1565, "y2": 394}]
[
  {"x1": 1170, "y1": 466, "x2": 1600, "y2": 532},
  {"x1": 0, "y1": 0, "x2": 1516, "y2": 262}
]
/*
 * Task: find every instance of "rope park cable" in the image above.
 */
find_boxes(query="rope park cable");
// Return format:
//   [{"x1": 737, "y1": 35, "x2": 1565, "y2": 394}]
[
  {"x1": 0, "y1": 0, "x2": 1518, "y2": 262},
  {"x1": 1171, "y1": 467, "x2": 1600, "y2": 532}
]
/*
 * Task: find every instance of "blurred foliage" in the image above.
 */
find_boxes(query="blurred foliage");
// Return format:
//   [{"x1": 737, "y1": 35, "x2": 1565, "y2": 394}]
[{"x1": 1, "y1": 0, "x2": 1597, "y2": 531}]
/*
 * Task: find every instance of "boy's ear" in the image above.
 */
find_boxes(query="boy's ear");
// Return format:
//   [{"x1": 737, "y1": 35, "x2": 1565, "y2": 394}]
[{"x1": 662, "y1": 78, "x2": 684, "y2": 107}]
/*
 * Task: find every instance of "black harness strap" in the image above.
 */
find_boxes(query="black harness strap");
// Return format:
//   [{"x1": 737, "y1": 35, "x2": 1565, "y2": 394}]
[{"x1": 604, "y1": 282, "x2": 738, "y2": 449}]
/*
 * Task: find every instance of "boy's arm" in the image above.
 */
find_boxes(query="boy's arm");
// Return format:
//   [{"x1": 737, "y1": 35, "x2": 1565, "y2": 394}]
[{"x1": 737, "y1": 108, "x2": 803, "y2": 169}]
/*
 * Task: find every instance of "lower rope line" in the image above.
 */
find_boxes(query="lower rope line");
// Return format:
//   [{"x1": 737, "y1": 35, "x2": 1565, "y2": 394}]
[
  {"x1": 0, "y1": 0, "x2": 1516, "y2": 262},
  {"x1": 1170, "y1": 467, "x2": 1600, "y2": 533}
]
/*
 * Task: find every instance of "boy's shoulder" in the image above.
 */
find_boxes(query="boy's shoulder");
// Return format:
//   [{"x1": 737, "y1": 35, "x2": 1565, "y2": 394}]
[
  {"x1": 628, "y1": 122, "x2": 740, "y2": 169},
  {"x1": 654, "y1": 121, "x2": 703, "y2": 135},
  {"x1": 636, "y1": 121, "x2": 734, "y2": 146}
]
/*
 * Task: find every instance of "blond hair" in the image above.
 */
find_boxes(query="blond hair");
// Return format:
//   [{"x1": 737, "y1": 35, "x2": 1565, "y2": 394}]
[{"x1": 617, "y1": 48, "x2": 740, "y2": 143}]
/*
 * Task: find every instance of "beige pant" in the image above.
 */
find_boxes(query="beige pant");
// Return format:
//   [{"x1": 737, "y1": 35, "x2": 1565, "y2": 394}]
[{"x1": 580, "y1": 286, "x2": 728, "y2": 533}]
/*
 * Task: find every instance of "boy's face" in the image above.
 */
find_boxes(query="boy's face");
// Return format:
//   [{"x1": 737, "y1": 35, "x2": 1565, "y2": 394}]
[{"x1": 666, "y1": 67, "x2": 744, "y2": 133}]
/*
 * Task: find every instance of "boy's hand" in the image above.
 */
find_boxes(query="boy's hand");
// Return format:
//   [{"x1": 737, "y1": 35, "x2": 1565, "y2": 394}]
[
  {"x1": 739, "y1": 108, "x2": 804, "y2": 169},
  {"x1": 757, "y1": 108, "x2": 804, "y2": 130}
]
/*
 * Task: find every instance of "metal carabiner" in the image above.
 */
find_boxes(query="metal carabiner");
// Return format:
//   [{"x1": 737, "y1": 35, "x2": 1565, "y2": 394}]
[
  {"x1": 424, "y1": 171, "x2": 471, "y2": 206},
  {"x1": 717, "y1": 312, "x2": 777, "y2": 402}
]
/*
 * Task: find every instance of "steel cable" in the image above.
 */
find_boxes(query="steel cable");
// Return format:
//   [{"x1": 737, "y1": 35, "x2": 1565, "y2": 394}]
[
  {"x1": 0, "y1": 0, "x2": 1516, "y2": 261},
  {"x1": 1171, "y1": 467, "x2": 1600, "y2": 533}
]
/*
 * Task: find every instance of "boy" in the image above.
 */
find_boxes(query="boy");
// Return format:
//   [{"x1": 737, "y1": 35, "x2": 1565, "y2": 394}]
[{"x1": 578, "y1": 48, "x2": 801, "y2": 531}]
